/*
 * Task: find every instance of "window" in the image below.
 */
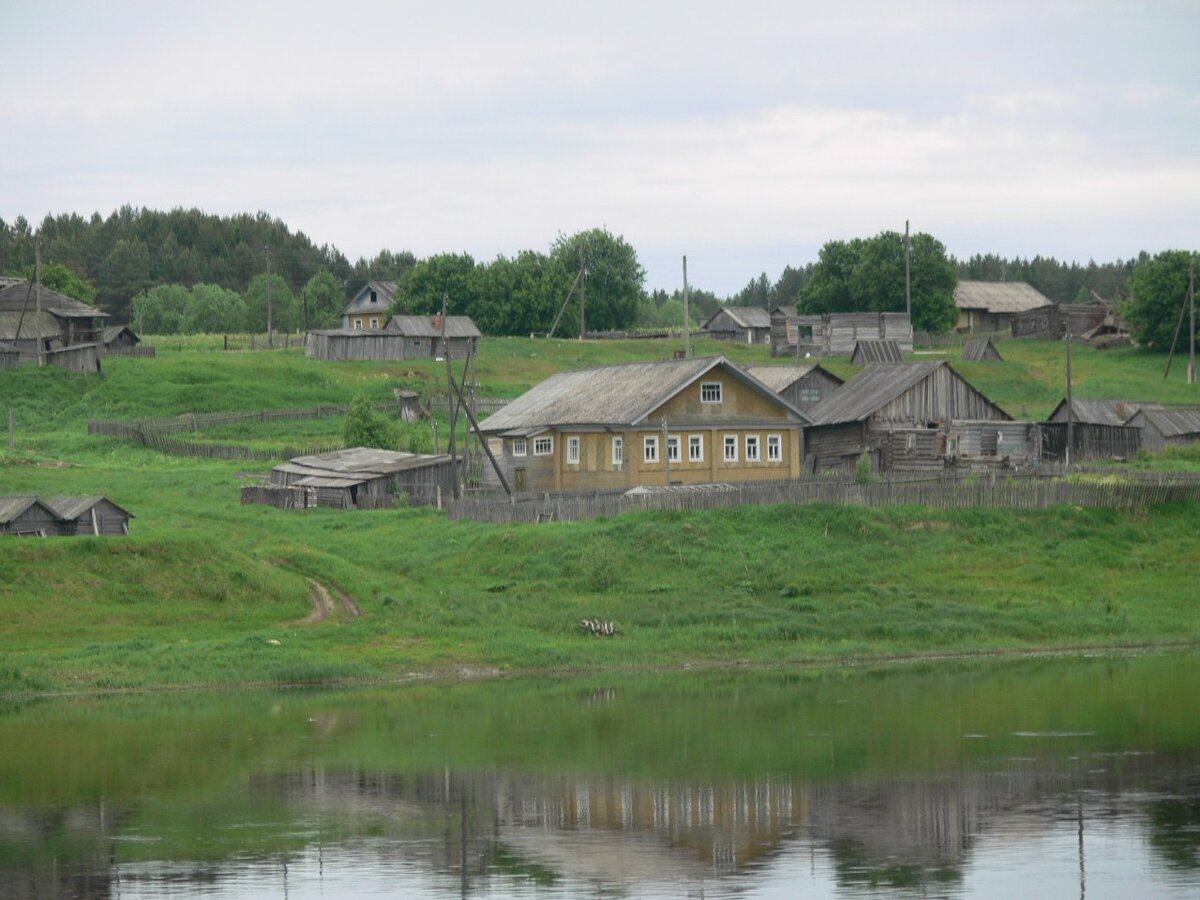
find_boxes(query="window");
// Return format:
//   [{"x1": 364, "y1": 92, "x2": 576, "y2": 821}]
[
  {"x1": 768, "y1": 434, "x2": 782, "y2": 461},
  {"x1": 745, "y1": 434, "x2": 760, "y2": 461},
  {"x1": 906, "y1": 432, "x2": 916, "y2": 452},
  {"x1": 567, "y1": 436, "x2": 580, "y2": 464},
  {"x1": 700, "y1": 382, "x2": 723, "y2": 403},
  {"x1": 688, "y1": 434, "x2": 703, "y2": 462},
  {"x1": 369, "y1": 289, "x2": 378, "y2": 303},
  {"x1": 353, "y1": 319, "x2": 363, "y2": 330},
  {"x1": 512, "y1": 438, "x2": 527, "y2": 456},
  {"x1": 666, "y1": 436, "x2": 680, "y2": 463},
  {"x1": 723, "y1": 435, "x2": 738, "y2": 462},
  {"x1": 534, "y1": 436, "x2": 553, "y2": 456},
  {"x1": 799, "y1": 387, "x2": 821, "y2": 404},
  {"x1": 612, "y1": 435, "x2": 623, "y2": 466},
  {"x1": 644, "y1": 435, "x2": 659, "y2": 463},
  {"x1": 369, "y1": 317, "x2": 379, "y2": 329}
]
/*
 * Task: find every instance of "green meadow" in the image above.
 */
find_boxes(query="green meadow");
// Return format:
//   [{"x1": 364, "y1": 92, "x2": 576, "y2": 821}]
[{"x1": 1, "y1": 335, "x2": 1199, "y2": 695}]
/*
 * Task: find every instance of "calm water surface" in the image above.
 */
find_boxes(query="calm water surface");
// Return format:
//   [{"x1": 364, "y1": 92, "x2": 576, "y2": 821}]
[{"x1": 2, "y1": 654, "x2": 1198, "y2": 898}]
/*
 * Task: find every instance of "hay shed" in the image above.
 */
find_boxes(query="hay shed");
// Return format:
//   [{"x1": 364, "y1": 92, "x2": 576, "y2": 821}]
[
  {"x1": 265, "y1": 447, "x2": 460, "y2": 508},
  {"x1": 962, "y1": 338, "x2": 1003, "y2": 362},
  {"x1": 0, "y1": 496, "x2": 62, "y2": 537},
  {"x1": 48, "y1": 496, "x2": 134, "y2": 535},
  {"x1": 850, "y1": 340, "x2": 904, "y2": 365}
]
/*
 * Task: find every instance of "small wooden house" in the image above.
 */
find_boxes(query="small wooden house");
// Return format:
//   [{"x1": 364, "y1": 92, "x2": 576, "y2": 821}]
[
  {"x1": 386, "y1": 315, "x2": 481, "y2": 358},
  {"x1": 850, "y1": 340, "x2": 904, "y2": 365},
  {"x1": 480, "y1": 356, "x2": 809, "y2": 493},
  {"x1": 954, "y1": 281, "x2": 1051, "y2": 333},
  {"x1": 701, "y1": 307, "x2": 772, "y2": 344},
  {"x1": 48, "y1": 496, "x2": 134, "y2": 535},
  {"x1": 961, "y1": 338, "x2": 1003, "y2": 362},
  {"x1": 1124, "y1": 408, "x2": 1200, "y2": 454},
  {"x1": 1042, "y1": 398, "x2": 1143, "y2": 461},
  {"x1": 1010, "y1": 301, "x2": 1112, "y2": 339},
  {"x1": 340, "y1": 280, "x2": 397, "y2": 330},
  {"x1": 772, "y1": 310, "x2": 912, "y2": 357},
  {"x1": 266, "y1": 447, "x2": 460, "y2": 508},
  {"x1": 0, "y1": 496, "x2": 62, "y2": 536},
  {"x1": 803, "y1": 361, "x2": 1011, "y2": 472},
  {"x1": 0, "y1": 281, "x2": 108, "y2": 358},
  {"x1": 741, "y1": 364, "x2": 844, "y2": 411},
  {"x1": 102, "y1": 324, "x2": 141, "y2": 350}
]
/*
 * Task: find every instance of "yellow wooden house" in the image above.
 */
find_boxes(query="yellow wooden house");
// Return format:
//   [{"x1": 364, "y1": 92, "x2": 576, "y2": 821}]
[{"x1": 480, "y1": 356, "x2": 810, "y2": 493}]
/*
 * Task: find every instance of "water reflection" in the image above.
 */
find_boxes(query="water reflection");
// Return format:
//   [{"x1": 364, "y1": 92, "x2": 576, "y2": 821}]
[{"x1": 2, "y1": 656, "x2": 1199, "y2": 898}]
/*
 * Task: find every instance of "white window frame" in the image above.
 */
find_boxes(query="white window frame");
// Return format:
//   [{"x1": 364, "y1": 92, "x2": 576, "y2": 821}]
[
  {"x1": 612, "y1": 435, "x2": 623, "y2": 466},
  {"x1": 644, "y1": 435, "x2": 659, "y2": 463},
  {"x1": 567, "y1": 436, "x2": 580, "y2": 464},
  {"x1": 666, "y1": 435, "x2": 680, "y2": 463},
  {"x1": 534, "y1": 436, "x2": 553, "y2": 456},
  {"x1": 799, "y1": 387, "x2": 821, "y2": 404},
  {"x1": 512, "y1": 438, "x2": 527, "y2": 457},
  {"x1": 767, "y1": 434, "x2": 782, "y2": 462},
  {"x1": 369, "y1": 317, "x2": 380, "y2": 329},
  {"x1": 353, "y1": 319, "x2": 363, "y2": 330},
  {"x1": 723, "y1": 435, "x2": 738, "y2": 462},
  {"x1": 700, "y1": 382, "x2": 723, "y2": 404},
  {"x1": 688, "y1": 434, "x2": 703, "y2": 462},
  {"x1": 745, "y1": 434, "x2": 761, "y2": 462}
]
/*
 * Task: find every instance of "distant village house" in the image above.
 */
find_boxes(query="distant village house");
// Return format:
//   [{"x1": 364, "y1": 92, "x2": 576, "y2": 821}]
[
  {"x1": 770, "y1": 309, "x2": 912, "y2": 357},
  {"x1": 700, "y1": 307, "x2": 772, "y2": 344},
  {"x1": 954, "y1": 281, "x2": 1051, "y2": 334}
]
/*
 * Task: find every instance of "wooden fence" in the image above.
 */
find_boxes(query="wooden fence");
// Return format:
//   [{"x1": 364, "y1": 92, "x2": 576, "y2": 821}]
[
  {"x1": 125, "y1": 430, "x2": 342, "y2": 461},
  {"x1": 448, "y1": 471, "x2": 1200, "y2": 523},
  {"x1": 424, "y1": 395, "x2": 510, "y2": 417},
  {"x1": 89, "y1": 400, "x2": 410, "y2": 438},
  {"x1": 104, "y1": 345, "x2": 157, "y2": 358},
  {"x1": 913, "y1": 329, "x2": 1010, "y2": 348}
]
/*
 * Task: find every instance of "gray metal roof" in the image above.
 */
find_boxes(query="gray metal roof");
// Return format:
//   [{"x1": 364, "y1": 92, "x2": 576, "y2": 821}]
[
  {"x1": 47, "y1": 496, "x2": 134, "y2": 520},
  {"x1": 283, "y1": 447, "x2": 454, "y2": 480},
  {"x1": 850, "y1": 340, "x2": 904, "y2": 364},
  {"x1": 0, "y1": 496, "x2": 54, "y2": 524},
  {"x1": 1047, "y1": 398, "x2": 1145, "y2": 426},
  {"x1": 482, "y1": 356, "x2": 808, "y2": 433},
  {"x1": 954, "y1": 281, "x2": 1052, "y2": 314},
  {"x1": 0, "y1": 282, "x2": 108, "y2": 318},
  {"x1": 339, "y1": 281, "x2": 397, "y2": 317},
  {"x1": 741, "y1": 364, "x2": 840, "y2": 392},
  {"x1": 703, "y1": 306, "x2": 772, "y2": 330},
  {"x1": 1133, "y1": 408, "x2": 1200, "y2": 437},
  {"x1": 385, "y1": 314, "x2": 481, "y2": 338},
  {"x1": 805, "y1": 361, "x2": 1006, "y2": 426}
]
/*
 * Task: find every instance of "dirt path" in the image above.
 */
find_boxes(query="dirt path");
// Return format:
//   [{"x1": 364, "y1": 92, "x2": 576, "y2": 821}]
[
  {"x1": 332, "y1": 582, "x2": 362, "y2": 620},
  {"x1": 297, "y1": 578, "x2": 336, "y2": 624}
]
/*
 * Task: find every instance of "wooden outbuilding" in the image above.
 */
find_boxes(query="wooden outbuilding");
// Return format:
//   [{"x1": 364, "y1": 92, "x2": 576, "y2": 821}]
[
  {"x1": 850, "y1": 340, "x2": 904, "y2": 364},
  {"x1": 48, "y1": 496, "x2": 134, "y2": 535},
  {"x1": 1010, "y1": 301, "x2": 1112, "y2": 340},
  {"x1": 772, "y1": 310, "x2": 912, "y2": 357},
  {"x1": 803, "y1": 361, "x2": 1011, "y2": 472},
  {"x1": 1124, "y1": 408, "x2": 1200, "y2": 454},
  {"x1": 954, "y1": 281, "x2": 1051, "y2": 333},
  {"x1": 262, "y1": 447, "x2": 460, "y2": 508},
  {"x1": 0, "y1": 496, "x2": 62, "y2": 537},
  {"x1": 740, "y1": 364, "x2": 844, "y2": 411},
  {"x1": 102, "y1": 324, "x2": 141, "y2": 350},
  {"x1": 340, "y1": 280, "x2": 397, "y2": 330},
  {"x1": 307, "y1": 314, "x2": 481, "y2": 361},
  {"x1": 1042, "y1": 398, "x2": 1143, "y2": 462},
  {"x1": 0, "y1": 341, "x2": 19, "y2": 369},
  {"x1": 480, "y1": 356, "x2": 809, "y2": 493},
  {"x1": 701, "y1": 307, "x2": 772, "y2": 344},
  {"x1": 0, "y1": 281, "x2": 109, "y2": 359},
  {"x1": 961, "y1": 338, "x2": 1003, "y2": 362}
]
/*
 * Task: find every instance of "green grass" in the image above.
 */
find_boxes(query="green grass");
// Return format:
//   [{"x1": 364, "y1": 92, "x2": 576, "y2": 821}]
[{"x1": 2, "y1": 336, "x2": 1200, "y2": 694}]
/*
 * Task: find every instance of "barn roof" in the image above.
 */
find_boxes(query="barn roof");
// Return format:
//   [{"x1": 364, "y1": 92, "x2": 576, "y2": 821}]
[
  {"x1": 954, "y1": 281, "x2": 1052, "y2": 314},
  {"x1": 770, "y1": 305, "x2": 798, "y2": 318},
  {"x1": 102, "y1": 325, "x2": 140, "y2": 344},
  {"x1": 961, "y1": 338, "x2": 1003, "y2": 361},
  {"x1": 46, "y1": 495, "x2": 135, "y2": 520},
  {"x1": 0, "y1": 496, "x2": 59, "y2": 524},
  {"x1": 0, "y1": 310, "x2": 64, "y2": 341},
  {"x1": 386, "y1": 314, "x2": 481, "y2": 338},
  {"x1": 805, "y1": 361, "x2": 1008, "y2": 426},
  {"x1": 0, "y1": 282, "x2": 108, "y2": 318},
  {"x1": 1129, "y1": 408, "x2": 1200, "y2": 437},
  {"x1": 702, "y1": 306, "x2": 772, "y2": 330},
  {"x1": 1047, "y1": 398, "x2": 1146, "y2": 426},
  {"x1": 482, "y1": 356, "x2": 807, "y2": 434},
  {"x1": 741, "y1": 364, "x2": 842, "y2": 392},
  {"x1": 339, "y1": 280, "x2": 397, "y2": 317},
  {"x1": 278, "y1": 447, "x2": 455, "y2": 485},
  {"x1": 850, "y1": 340, "x2": 904, "y2": 364}
]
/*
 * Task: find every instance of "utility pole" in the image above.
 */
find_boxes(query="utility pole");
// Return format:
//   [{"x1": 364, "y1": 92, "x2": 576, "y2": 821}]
[
  {"x1": 265, "y1": 248, "x2": 274, "y2": 348},
  {"x1": 441, "y1": 292, "x2": 458, "y2": 497},
  {"x1": 682, "y1": 255, "x2": 691, "y2": 358},
  {"x1": 8, "y1": 407, "x2": 13, "y2": 454},
  {"x1": 904, "y1": 219, "x2": 912, "y2": 319},
  {"x1": 35, "y1": 242, "x2": 44, "y2": 367},
  {"x1": 1065, "y1": 327, "x2": 1074, "y2": 469},
  {"x1": 1189, "y1": 257, "x2": 1196, "y2": 386},
  {"x1": 578, "y1": 244, "x2": 586, "y2": 340},
  {"x1": 662, "y1": 418, "x2": 670, "y2": 485}
]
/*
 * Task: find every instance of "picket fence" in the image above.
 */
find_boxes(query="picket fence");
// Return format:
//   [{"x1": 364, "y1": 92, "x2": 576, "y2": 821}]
[{"x1": 448, "y1": 471, "x2": 1200, "y2": 524}]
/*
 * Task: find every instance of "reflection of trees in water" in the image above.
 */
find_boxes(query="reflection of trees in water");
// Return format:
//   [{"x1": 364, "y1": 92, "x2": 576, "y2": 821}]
[{"x1": 1145, "y1": 793, "x2": 1200, "y2": 871}]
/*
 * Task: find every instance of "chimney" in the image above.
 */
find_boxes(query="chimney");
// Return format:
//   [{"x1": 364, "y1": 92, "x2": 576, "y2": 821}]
[{"x1": 433, "y1": 314, "x2": 444, "y2": 330}]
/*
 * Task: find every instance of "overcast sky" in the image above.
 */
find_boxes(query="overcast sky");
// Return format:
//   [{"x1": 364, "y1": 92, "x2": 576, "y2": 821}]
[{"x1": 2, "y1": 1, "x2": 1197, "y2": 294}]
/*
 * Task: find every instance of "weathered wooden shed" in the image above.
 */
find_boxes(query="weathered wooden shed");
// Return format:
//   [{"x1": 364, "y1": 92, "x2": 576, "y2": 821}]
[
  {"x1": 701, "y1": 307, "x2": 772, "y2": 344},
  {"x1": 48, "y1": 496, "x2": 134, "y2": 535},
  {"x1": 741, "y1": 363, "x2": 844, "y2": 411},
  {"x1": 306, "y1": 329, "x2": 406, "y2": 361},
  {"x1": 44, "y1": 343, "x2": 101, "y2": 374},
  {"x1": 0, "y1": 496, "x2": 62, "y2": 536},
  {"x1": 850, "y1": 340, "x2": 904, "y2": 364},
  {"x1": 265, "y1": 447, "x2": 460, "y2": 508},
  {"x1": 0, "y1": 282, "x2": 109, "y2": 357},
  {"x1": 772, "y1": 311, "x2": 913, "y2": 357},
  {"x1": 1124, "y1": 408, "x2": 1200, "y2": 454},
  {"x1": 954, "y1": 281, "x2": 1051, "y2": 333},
  {"x1": 386, "y1": 315, "x2": 481, "y2": 358},
  {"x1": 102, "y1": 324, "x2": 142, "y2": 350},
  {"x1": 1010, "y1": 301, "x2": 1112, "y2": 339},
  {"x1": 961, "y1": 338, "x2": 1003, "y2": 362},
  {"x1": 803, "y1": 361, "x2": 1011, "y2": 472},
  {"x1": 1042, "y1": 398, "x2": 1143, "y2": 462},
  {"x1": 0, "y1": 341, "x2": 19, "y2": 369}
]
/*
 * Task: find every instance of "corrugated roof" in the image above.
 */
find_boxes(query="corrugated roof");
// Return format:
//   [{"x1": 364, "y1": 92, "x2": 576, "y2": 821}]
[
  {"x1": 0, "y1": 283, "x2": 108, "y2": 318},
  {"x1": 741, "y1": 364, "x2": 838, "y2": 392},
  {"x1": 703, "y1": 306, "x2": 772, "y2": 330},
  {"x1": 339, "y1": 281, "x2": 397, "y2": 317},
  {"x1": 954, "y1": 281, "x2": 1052, "y2": 314},
  {"x1": 386, "y1": 315, "x2": 481, "y2": 338},
  {"x1": 850, "y1": 340, "x2": 904, "y2": 364},
  {"x1": 0, "y1": 496, "x2": 52, "y2": 524},
  {"x1": 47, "y1": 496, "x2": 134, "y2": 520},
  {"x1": 483, "y1": 356, "x2": 807, "y2": 433},
  {"x1": 1135, "y1": 408, "x2": 1200, "y2": 437}
]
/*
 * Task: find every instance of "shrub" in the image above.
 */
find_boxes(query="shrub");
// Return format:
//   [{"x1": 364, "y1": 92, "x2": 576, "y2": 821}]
[{"x1": 343, "y1": 395, "x2": 395, "y2": 450}]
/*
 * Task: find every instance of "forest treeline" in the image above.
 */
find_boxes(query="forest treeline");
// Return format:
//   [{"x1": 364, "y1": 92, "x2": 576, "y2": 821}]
[{"x1": 0, "y1": 206, "x2": 1174, "y2": 339}]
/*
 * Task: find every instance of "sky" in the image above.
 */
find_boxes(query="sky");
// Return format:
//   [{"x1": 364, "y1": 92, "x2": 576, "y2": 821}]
[{"x1": 2, "y1": 0, "x2": 1198, "y2": 295}]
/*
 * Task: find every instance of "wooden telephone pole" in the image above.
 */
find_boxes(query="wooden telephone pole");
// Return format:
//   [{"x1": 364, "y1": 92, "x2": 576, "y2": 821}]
[
  {"x1": 904, "y1": 220, "x2": 912, "y2": 319},
  {"x1": 265, "y1": 248, "x2": 274, "y2": 348},
  {"x1": 1065, "y1": 327, "x2": 1074, "y2": 469},
  {"x1": 578, "y1": 244, "x2": 586, "y2": 340},
  {"x1": 682, "y1": 255, "x2": 691, "y2": 357},
  {"x1": 1188, "y1": 258, "x2": 1196, "y2": 385}
]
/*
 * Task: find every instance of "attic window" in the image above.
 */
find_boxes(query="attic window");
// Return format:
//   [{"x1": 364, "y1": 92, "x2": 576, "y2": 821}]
[
  {"x1": 369, "y1": 290, "x2": 378, "y2": 303},
  {"x1": 701, "y1": 382, "x2": 722, "y2": 403}
]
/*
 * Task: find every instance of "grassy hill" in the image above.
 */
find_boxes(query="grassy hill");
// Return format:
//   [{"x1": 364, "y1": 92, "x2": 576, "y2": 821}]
[{"x1": 1, "y1": 335, "x2": 1199, "y2": 695}]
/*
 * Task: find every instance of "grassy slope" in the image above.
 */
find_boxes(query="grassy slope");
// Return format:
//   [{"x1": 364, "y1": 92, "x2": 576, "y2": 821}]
[{"x1": 1, "y1": 336, "x2": 1199, "y2": 693}]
